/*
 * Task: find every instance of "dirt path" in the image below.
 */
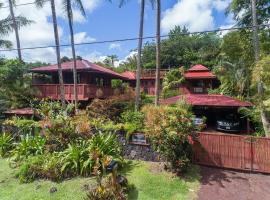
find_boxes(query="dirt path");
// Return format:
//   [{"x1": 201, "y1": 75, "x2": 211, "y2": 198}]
[{"x1": 198, "y1": 166, "x2": 270, "y2": 200}]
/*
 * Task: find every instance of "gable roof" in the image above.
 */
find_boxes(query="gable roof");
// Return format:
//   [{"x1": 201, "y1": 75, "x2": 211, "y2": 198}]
[
  {"x1": 184, "y1": 65, "x2": 216, "y2": 79},
  {"x1": 30, "y1": 59, "x2": 127, "y2": 79},
  {"x1": 187, "y1": 65, "x2": 210, "y2": 72},
  {"x1": 161, "y1": 94, "x2": 252, "y2": 107},
  {"x1": 121, "y1": 71, "x2": 136, "y2": 80}
]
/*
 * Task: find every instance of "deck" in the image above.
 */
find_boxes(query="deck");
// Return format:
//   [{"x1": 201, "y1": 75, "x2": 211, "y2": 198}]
[{"x1": 33, "y1": 84, "x2": 114, "y2": 100}]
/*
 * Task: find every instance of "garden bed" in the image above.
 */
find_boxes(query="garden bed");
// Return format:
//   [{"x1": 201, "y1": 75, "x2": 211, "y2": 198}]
[{"x1": 0, "y1": 159, "x2": 200, "y2": 200}]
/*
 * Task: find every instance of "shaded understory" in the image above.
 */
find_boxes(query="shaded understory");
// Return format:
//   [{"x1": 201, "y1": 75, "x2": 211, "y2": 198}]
[{"x1": 0, "y1": 159, "x2": 200, "y2": 200}]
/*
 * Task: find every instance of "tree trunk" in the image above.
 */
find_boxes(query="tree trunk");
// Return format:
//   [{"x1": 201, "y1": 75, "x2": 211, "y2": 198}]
[
  {"x1": 154, "y1": 0, "x2": 161, "y2": 106},
  {"x1": 251, "y1": 0, "x2": 270, "y2": 136},
  {"x1": 67, "y1": 0, "x2": 78, "y2": 112},
  {"x1": 50, "y1": 0, "x2": 66, "y2": 109},
  {"x1": 8, "y1": 0, "x2": 22, "y2": 62},
  {"x1": 135, "y1": 0, "x2": 145, "y2": 111}
]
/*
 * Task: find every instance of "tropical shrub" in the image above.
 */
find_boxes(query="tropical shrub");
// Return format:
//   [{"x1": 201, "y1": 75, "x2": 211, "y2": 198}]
[
  {"x1": 142, "y1": 100, "x2": 194, "y2": 173},
  {"x1": 86, "y1": 177, "x2": 127, "y2": 200},
  {"x1": 11, "y1": 134, "x2": 46, "y2": 161},
  {"x1": 90, "y1": 118, "x2": 123, "y2": 133},
  {"x1": 60, "y1": 140, "x2": 91, "y2": 177},
  {"x1": 4, "y1": 117, "x2": 40, "y2": 136},
  {"x1": 86, "y1": 93, "x2": 134, "y2": 122},
  {"x1": 121, "y1": 111, "x2": 145, "y2": 134},
  {"x1": 0, "y1": 132, "x2": 13, "y2": 157},
  {"x1": 16, "y1": 153, "x2": 63, "y2": 183},
  {"x1": 162, "y1": 67, "x2": 185, "y2": 99}
]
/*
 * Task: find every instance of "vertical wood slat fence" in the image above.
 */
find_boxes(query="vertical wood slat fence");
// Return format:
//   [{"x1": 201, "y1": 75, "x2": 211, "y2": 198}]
[{"x1": 190, "y1": 132, "x2": 270, "y2": 173}]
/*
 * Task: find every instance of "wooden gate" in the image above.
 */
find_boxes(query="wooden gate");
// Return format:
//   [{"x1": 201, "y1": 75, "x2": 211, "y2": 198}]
[{"x1": 191, "y1": 132, "x2": 270, "y2": 173}]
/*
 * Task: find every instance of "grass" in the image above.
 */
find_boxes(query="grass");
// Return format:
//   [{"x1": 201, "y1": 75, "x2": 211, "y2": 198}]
[
  {"x1": 0, "y1": 159, "x2": 200, "y2": 200},
  {"x1": 123, "y1": 161, "x2": 201, "y2": 200}
]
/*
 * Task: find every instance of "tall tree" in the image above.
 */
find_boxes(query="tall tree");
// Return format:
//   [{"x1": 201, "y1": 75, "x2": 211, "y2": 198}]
[
  {"x1": 35, "y1": 0, "x2": 66, "y2": 109},
  {"x1": 0, "y1": 3, "x2": 31, "y2": 49},
  {"x1": 154, "y1": 0, "x2": 161, "y2": 106},
  {"x1": 8, "y1": 0, "x2": 22, "y2": 61},
  {"x1": 63, "y1": 0, "x2": 86, "y2": 111},
  {"x1": 135, "y1": 0, "x2": 145, "y2": 111},
  {"x1": 119, "y1": 0, "x2": 154, "y2": 110},
  {"x1": 105, "y1": 54, "x2": 119, "y2": 67},
  {"x1": 251, "y1": 0, "x2": 270, "y2": 136},
  {"x1": 228, "y1": 0, "x2": 270, "y2": 27}
]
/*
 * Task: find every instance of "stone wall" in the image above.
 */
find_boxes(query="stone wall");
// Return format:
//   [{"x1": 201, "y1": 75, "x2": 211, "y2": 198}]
[{"x1": 116, "y1": 132, "x2": 161, "y2": 162}]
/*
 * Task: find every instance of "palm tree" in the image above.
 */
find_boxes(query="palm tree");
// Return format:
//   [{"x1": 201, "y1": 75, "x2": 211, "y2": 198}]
[
  {"x1": 63, "y1": 0, "x2": 86, "y2": 112},
  {"x1": 251, "y1": 0, "x2": 270, "y2": 136},
  {"x1": 7, "y1": 0, "x2": 22, "y2": 61},
  {"x1": 107, "y1": 54, "x2": 119, "y2": 67},
  {"x1": 154, "y1": 0, "x2": 161, "y2": 106},
  {"x1": 1, "y1": 3, "x2": 31, "y2": 49},
  {"x1": 35, "y1": 0, "x2": 66, "y2": 109},
  {"x1": 119, "y1": 0, "x2": 154, "y2": 111}
]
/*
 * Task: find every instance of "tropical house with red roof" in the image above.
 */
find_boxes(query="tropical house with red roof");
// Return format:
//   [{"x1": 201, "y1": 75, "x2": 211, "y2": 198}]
[
  {"x1": 122, "y1": 64, "x2": 252, "y2": 133},
  {"x1": 30, "y1": 59, "x2": 127, "y2": 101},
  {"x1": 6, "y1": 59, "x2": 252, "y2": 133}
]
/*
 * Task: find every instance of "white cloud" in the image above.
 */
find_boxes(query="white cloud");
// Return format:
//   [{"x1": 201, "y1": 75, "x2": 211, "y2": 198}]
[
  {"x1": 115, "y1": 51, "x2": 137, "y2": 67},
  {"x1": 109, "y1": 43, "x2": 122, "y2": 50},
  {"x1": 161, "y1": 0, "x2": 232, "y2": 33},
  {"x1": 74, "y1": 32, "x2": 96, "y2": 43},
  {"x1": 213, "y1": 0, "x2": 231, "y2": 11},
  {"x1": 0, "y1": 0, "x2": 100, "y2": 62}
]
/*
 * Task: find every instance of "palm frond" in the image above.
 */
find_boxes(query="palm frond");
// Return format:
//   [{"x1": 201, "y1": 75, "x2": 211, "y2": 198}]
[
  {"x1": 35, "y1": 0, "x2": 48, "y2": 8},
  {"x1": 72, "y1": 0, "x2": 85, "y2": 17},
  {"x1": 0, "y1": 40, "x2": 12, "y2": 49}
]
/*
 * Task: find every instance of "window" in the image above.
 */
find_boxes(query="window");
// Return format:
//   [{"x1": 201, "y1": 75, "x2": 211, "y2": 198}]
[{"x1": 130, "y1": 133, "x2": 149, "y2": 145}]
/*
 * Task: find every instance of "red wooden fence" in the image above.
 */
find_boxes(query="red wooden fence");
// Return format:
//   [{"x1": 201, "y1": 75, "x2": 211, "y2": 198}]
[{"x1": 191, "y1": 132, "x2": 270, "y2": 173}]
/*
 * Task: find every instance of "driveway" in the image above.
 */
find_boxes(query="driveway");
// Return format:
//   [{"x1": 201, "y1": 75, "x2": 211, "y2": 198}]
[{"x1": 198, "y1": 166, "x2": 270, "y2": 200}]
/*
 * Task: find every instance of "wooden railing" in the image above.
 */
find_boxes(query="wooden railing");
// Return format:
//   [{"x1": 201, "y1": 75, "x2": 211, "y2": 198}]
[
  {"x1": 33, "y1": 84, "x2": 114, "y2": 100},
  {"x1": 141, "y1": 69, "x2": 169, "y2": 79}
]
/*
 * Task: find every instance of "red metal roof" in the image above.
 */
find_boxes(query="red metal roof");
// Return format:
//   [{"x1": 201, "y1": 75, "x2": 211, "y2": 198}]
[
  {"x1": 184, "y1": 65, "x2": 216, "y2": 79},
  {"x1": 4, "y1": 108, "x2": 34, "y2": 115},
  {"x1": 187, "y1": 65, "x2": 210, "y2": 71},
  {"x1": 184, "y1": 71, "x2": 216, "y2": 79},
  {"x1": 30, "y1": 59, "x2": 127, "y2": 79},
  {"x1": 161, "y1": 94, "x2": 252, "y2": 107},
  {"x1": 121, "y1": 71, "x2": 136, "y2": 80}
]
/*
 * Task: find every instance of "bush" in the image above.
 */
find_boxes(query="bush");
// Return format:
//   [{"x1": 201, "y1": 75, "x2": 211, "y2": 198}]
[
  {"x1": 17, "y1": 154, "x2": 63, "y2": 183},
  {"x1": 121, "y1": 111, "x2": 145, "y2": 134},
  {"x1": 90, "y1": 118, "x2": 123, "y2": 133},
  {"x1": 60, "y1": 140, "x2": 91, "y2": 177},
  {"x1": 142, "y1": 100, "x2": 194, "y2": 173},
  {"x1": 4, "y1": 117, "x2": 40, "y2": 136},
  {"x1": 0, "y1": 132, "x2": 13, "y2": 157},
  {"x1": 11, "y1": 134, "x2": 46, "y2": 161},
  {"x1": 86, "y1": 93, "x2": 134, "y2": 122}
]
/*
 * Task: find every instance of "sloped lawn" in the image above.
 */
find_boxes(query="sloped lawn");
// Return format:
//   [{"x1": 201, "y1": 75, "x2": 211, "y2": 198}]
[
  {"x1": 0, "y1": 159, "x2": 200, "y2": 200},
  {"x1": 123, "y1": 161, "x2": 200, "y2": 200}
]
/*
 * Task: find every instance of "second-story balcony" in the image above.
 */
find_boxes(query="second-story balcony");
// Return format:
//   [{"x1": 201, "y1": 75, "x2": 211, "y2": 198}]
[{"x1": 33, "y1": 84, "x2": 115, "y2": 101}]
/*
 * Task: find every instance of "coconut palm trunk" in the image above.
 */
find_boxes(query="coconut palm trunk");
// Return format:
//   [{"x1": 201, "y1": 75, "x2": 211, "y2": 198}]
[
  {"x1": 66, "y1": 0, "x2": 78, "y2": 111},
  {"x1": 8, "y1": 0, "x2": 22, "y2": 61},
  {"x1": 135, "y1": 0, "x2": 145, "y2": 111},
  {"x1": 50, "y1": 0, "x2": 66, "y2": 109},
  {"x1": 154, "y1": 0, "x2": 161, "y2": 106},
  {"x1": 251, "y1": 0, "x2": 270, "y2": 136}
]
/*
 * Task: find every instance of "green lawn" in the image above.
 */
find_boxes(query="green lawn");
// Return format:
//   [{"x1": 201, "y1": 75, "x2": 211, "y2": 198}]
[
  {"x1": 0, "y1": 159, "x2": 200, "y2": 200},
  {"x1": 123, "y1": 161, "x2": 200, "y2": 200}
]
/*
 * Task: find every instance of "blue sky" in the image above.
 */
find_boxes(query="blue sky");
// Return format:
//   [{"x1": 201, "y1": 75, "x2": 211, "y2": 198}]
[{"x1": 0, "y1": 0, "x2": 233, "y2": 64}]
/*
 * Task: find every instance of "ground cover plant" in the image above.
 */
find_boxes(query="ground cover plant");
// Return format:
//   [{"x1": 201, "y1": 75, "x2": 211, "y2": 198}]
[{"x1": 0, "y1": 158, "x2": 200, "y2": 200}]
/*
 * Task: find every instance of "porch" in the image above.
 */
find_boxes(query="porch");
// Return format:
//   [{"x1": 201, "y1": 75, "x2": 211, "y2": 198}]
[{"x1": 33, "y1": 84, "x2": 114, "y2": 101}]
